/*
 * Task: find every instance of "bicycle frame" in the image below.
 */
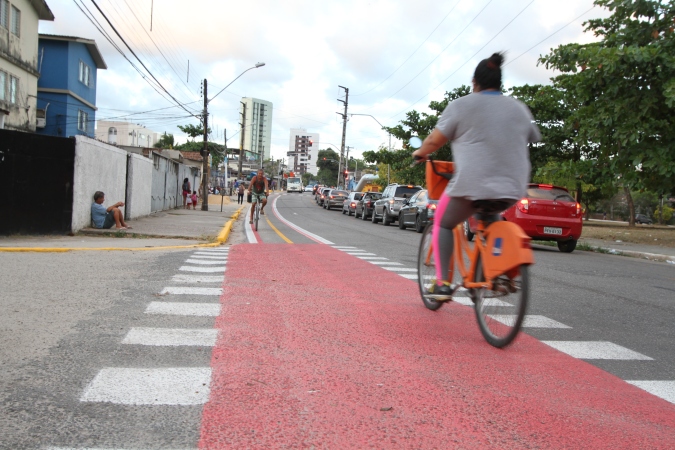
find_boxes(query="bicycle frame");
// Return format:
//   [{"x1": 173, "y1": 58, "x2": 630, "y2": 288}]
[{"x1": 424, "y1": 219, "x2": 534, "y2": 291}]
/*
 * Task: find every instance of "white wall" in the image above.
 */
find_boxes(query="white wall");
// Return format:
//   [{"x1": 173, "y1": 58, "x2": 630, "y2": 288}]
[
  {"x1": 71, "y1": 135, "x2": 127, "y2": 231},
  {"x1": 126, "y1": 153, "x2": 152, "y2": 219}
]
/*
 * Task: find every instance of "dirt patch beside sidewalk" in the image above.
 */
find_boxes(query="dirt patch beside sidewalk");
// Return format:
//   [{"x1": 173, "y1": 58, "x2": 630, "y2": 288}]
[{"x1": 581, "y1": 222, "x2": 675, "y2": 248}]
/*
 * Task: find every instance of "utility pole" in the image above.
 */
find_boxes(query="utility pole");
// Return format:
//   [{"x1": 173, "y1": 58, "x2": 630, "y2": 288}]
[
  {"x1": 237, "y1": 101, "x2": 247, "y2": 184},
  {"x1": 201, "y1": 79, "x2": 209, "y2": 210},
  {"x1": 223, "y1": 128, "x2": 228, "y2": 191},
  {"x1": 336, "y1": 85, "x2": 349, "y2": 188}
]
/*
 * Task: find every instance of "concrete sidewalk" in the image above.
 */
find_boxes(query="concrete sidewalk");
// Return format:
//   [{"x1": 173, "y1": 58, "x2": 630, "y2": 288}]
[{"x1": 0, "y1": 202, "x2": 245, "y2": 251}]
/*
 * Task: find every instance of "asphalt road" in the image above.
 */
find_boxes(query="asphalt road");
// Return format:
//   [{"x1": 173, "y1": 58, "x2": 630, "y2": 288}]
[
  {"x1": 1, "y1": 192, "x2": 673, "y2": 448},
  {"x1": 262, "y1": 192, "x2": 675, "y2": 382}
]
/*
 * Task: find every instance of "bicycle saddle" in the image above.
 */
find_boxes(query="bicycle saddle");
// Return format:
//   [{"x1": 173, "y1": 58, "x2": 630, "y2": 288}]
[{"x1": 472, "y1": 200, "x2": 511, "y2": 221}]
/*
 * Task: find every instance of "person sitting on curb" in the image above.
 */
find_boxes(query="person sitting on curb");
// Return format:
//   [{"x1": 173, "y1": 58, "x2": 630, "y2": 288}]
[{"x1": 91, "y1": 191, "x2": 132, "y2": 230}]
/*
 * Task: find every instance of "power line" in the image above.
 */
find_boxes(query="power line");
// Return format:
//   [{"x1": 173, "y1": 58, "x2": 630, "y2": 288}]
[
  {"x1": 351, "y1": 0, "x2": 461, "y2": 97},
  {"x1": 89, "y1": 0, "x2": 199, "y2": 118},
  {"x1": 387, "y1": 0, "x2": 536, "y2": 120}
]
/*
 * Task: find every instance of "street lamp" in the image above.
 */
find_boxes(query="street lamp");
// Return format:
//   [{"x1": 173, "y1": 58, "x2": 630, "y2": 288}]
[
  {"x1": 201, "y1": 63, "x2": 265, "y2": 210},
  {"x1": 350, "y1": 113, "x2": 392, "y2": 184}
]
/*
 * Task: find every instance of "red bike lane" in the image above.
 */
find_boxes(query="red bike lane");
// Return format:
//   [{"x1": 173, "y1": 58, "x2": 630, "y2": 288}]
[{"x1": 200, "y1": 244, "x2": 675, "y2": 448}]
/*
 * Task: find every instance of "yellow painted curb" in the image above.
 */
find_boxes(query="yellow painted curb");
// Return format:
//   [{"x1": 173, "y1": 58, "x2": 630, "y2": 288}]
[
  {"x1": 0, "y1": 205, "x2": 247, "y2": 253},
  {"x1": 216, "y1": 205, "x2": 246, "y2": 243}
]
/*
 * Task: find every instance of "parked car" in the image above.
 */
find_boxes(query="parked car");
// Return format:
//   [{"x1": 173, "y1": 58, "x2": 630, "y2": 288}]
[
  {"x1": 466, "y1": 184, "x2": 583, "y2": 253},
  {"x1": 355, "y1": 192, "x2": 382, "y2": 220},
  {"x1": 316, "y1": 187, "x2": 331, "y2": 206},
  {"x1": 371, "y1": 184, "x2": 423, "y2": 225},
  {"x1": 398, "y1": 189, "x2": 437, "y2": 233},
  {"x1": 324, "y1": 189, "x2": 349, "y2": 210},
  {"x1": 342, "y1": 192, "x2": 364, "y2": 215},
  {"x1": 635, "y1": 214, "x2": 653, "y2": 224}
]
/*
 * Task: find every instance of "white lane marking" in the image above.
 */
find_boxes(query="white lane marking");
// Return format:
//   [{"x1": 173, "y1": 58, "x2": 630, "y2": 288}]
[
  {"x1": 398, "y1": 274, "x2": 418, "y2": 280},
  {"x1": 122, "y1": 328, "x2": 218, "y2": 347},
  {"x1": 245, "y1": 205, "x2": 258, "y2": 244},
  {"x1": 541, "y1": 341, "x2": 653, "y2": 360},
  {"x1": 146, "y1": 302, "x2": 220, "y2": 317},
  {"x1": 189, "y1": 255, "x2": 230, "y2": 260},
  {"x1": 383, "y1": 267, "x2": 418, "y2": 272},
  {"x1": 185, "y1": 259, "x2": 227, "y2": 265},
  {"x1": 171, "y1": 274, "x2": 224, "y2": 283},
  {"x1": 195, "y1": 248, "x2": 229, "y2": 253},
  {"x1": 160, "y1": 287, "x2": 222, "y2": 296},
  {"x1": 488, "y1": 315, "x2": 572, "y2": 329},
  {"x1": 453, "y1": 297, "x2": 510, "y2": 307},
  {"x1": 346, "y1": 252, "x2": 377, "y2": 256},
  {"x1": 356, "y1": 256, "x2": 389, "y2": 260},
  {"x1": 272, "y1": 196, "x2": 333, "y2": 244},
  {"x1": 626, "y1": 381, "x2": 675, "y2": 405},
  {"x1": 332, "y1": 246, "x2": 357, "y2": 249},
  {"x1": 368, "y1": 261, "x2": 404, "y2": 266},
  {"x1": 80, "y1": 368, "x2": 211, "y2": 405},
  {"x1": 179, "y1": 266, "x2": 225, "y2": 273}
]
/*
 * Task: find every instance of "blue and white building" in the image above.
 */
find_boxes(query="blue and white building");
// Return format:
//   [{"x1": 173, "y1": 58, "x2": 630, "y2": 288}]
[{"x1": 35, "y1": 34, "x2": 106, "y2": 138}]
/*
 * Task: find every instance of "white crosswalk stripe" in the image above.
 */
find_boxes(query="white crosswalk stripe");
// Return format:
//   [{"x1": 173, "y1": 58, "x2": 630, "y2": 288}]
[
  {"x1": 122, "y1": 328, "x2": 218, "y2": 347},
  {"x1": 541, "y1": 341, "x2": 653, "y2": 360},
  {"x1": 184, "y1": 259, "x2": 227, "y2": 265},
  {"x1": 145, "y1": 302, "x2": 221, "y2": 317},
  {"x1": 80, "y1": 367, "x2": 211, "y2": 405},
  {"x1": 160, "y1": 287, "x2": 222, "y2": 296},
  {"x1": 626, "y1": 381, "x2": 675, "y2": 405},
  {"x1": 171, "y1": 274, "x2": 224, "y2": 283},
  {"x1": 179, "y1": 266, "x2": 225, "y2": 273}
]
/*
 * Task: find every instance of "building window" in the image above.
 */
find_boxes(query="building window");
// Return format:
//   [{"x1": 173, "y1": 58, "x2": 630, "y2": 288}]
[
  {"x1": 79, "y1": 61, "x2": 91, "y2": 86},
  {"x1": 78, "y1": 110, "x2": 88, "y2": 132},
  {"x1": 0, "y1": 71, "x2": 5, "y2": 102},
  {"x1": 9, "y1": 75, "x2": 17, "y2": 104},
  {"x1": 108, "y1": 127, "x2": 116, "y2": 135},
  {"x1": 0, "y1": 0, "x2": 8, "y2": 29},
  {"x1": 10, "y1": 4, "x2": 19, "y2": 36}
]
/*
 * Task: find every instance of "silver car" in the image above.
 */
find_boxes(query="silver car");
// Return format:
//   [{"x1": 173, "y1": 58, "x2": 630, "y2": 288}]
[{"x1": 324, "y1": 189, "x2": 349, "y2": 210}]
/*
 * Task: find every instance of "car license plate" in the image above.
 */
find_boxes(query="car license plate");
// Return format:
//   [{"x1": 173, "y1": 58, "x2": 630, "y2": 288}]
[{"x1": 544, "y1": 227, "x2": 562, "y2": 235}]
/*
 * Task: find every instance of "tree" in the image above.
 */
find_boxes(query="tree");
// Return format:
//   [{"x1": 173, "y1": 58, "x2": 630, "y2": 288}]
[
  {"x1": 177, "y1": 124, "x2": 211, "y2": 140},
  {"x1": 363, "y1": 86, "x2": 472, "y2": 188},
  {"x1": 539, "y1": 0, "x2": 675, "y2": 226},
  {"x1": 175, "y1": 141, "x2": 225, "y2": 167},
  {"x1": 154, "y1": 132, "x2": 175, "y2": 149},
  {"x1": 316, "y1": 148, "x2": 340, "y2": 185}
]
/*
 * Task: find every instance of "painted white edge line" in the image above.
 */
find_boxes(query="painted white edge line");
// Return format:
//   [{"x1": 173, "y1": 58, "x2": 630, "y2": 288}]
[{"x1": 272, "y1": 196, "x2": 333, "y2": 244}]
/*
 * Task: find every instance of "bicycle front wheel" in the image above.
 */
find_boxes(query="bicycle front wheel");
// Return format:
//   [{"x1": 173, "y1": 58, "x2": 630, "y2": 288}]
[
  {"x1": 254, "y1": 206, "x2": 259, "y2": 231},
  {"x1": 472, "y1": 259, "x2": 529, "y2": 348},
  {"x1": 417, "y1": 224, "x2": 443, "y2": 310}
]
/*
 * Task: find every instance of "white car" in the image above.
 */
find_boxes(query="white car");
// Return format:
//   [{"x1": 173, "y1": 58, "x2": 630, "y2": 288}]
[{"x1": 304, "y1": 185, "x2": 314, "y2": 192}]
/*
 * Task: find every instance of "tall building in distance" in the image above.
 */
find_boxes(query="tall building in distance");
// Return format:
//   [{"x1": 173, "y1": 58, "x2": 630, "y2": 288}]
[
  {"x1": 240, "y1": 97, "x2": 273, "y2": 164},
  {"x1": 288, "y1": 128, "x2": 319, "y2": 175}
]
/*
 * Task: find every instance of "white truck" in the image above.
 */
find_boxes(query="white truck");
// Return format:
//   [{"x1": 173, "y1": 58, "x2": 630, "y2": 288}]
[{"x1": 286, "y1": 177, "x2": 303, "y2": 193}]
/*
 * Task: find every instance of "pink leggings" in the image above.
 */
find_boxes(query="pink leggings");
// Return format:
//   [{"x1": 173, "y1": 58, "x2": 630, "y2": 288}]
[{"x1": 431, "y1": 195, "x2": 476, "y2": 285}]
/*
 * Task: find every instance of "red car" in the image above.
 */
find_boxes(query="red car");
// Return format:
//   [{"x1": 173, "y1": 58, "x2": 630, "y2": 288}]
[{"x1": 466, "y1": 184, "x2": 582, "y2": 253}]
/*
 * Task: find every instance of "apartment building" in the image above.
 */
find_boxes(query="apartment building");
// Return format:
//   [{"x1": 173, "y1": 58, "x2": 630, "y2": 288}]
[
  {"x1": 240, "y1": 97, "x2": 272, "y2": 164},
  {"x1": 288, "y1": 128, "x2": 318, "y2": 175}
]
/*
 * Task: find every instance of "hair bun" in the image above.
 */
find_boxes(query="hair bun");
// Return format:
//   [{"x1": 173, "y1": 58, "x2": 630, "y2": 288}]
[{"x1": 488, "y1": 52, "x2": 504, "y2": 69}]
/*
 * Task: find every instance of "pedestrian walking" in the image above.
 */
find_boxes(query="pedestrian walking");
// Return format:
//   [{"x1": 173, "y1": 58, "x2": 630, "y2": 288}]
[
  {"x1": 237, "y1": 183, "x2": 245, "y2": 204},
  {"x1": 182, "y1": 178, "x2": 191, "y2": 209}
]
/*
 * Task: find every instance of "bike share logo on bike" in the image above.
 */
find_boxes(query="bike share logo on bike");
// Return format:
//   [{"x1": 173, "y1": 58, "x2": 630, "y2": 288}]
[{"x1": 492, "y1": 237, "x2": 503, "y2": 256}]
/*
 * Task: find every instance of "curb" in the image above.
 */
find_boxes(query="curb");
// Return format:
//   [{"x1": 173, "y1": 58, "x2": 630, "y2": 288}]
[
  {"x1": 0, "y1": 206, "x2": 247, "y2": 253},
  {"x1": 583, "y1": 245, "x2": 675, "y2": 264}
]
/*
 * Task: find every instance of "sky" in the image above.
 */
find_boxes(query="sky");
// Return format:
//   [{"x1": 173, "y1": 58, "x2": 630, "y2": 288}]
[{"x1": 39, "y1": 0, "x2": 607, "y2": 161}]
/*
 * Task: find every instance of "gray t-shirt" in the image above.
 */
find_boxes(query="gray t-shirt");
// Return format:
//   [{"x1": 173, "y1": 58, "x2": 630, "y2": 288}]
[
  {"x1": 435, "y1": 92, "x2": 541, "y2": 201},
  {"x1": 91, "y1": 202, "x2": 108, "y2": 228}
]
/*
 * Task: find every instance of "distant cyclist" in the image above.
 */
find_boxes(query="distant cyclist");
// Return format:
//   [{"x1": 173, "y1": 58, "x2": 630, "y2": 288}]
[
  {"x1": 249, "y1": 168, "x2": 269, "y2": 224},
  {"x1": 412, "y1": 52, "x2": 541, "y2": 300}
]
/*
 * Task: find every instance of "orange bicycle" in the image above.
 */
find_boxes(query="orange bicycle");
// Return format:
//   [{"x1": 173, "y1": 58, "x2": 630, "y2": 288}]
[{"x1": 416, "y1": 157, "x2": 534, "y2": 347}]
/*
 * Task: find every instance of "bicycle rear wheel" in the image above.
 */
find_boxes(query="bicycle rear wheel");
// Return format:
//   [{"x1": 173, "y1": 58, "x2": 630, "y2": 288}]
[
  {"x1": 417, "y1": 224, "x2": 443, "y2": 310},
  {"x1": 472, "y1": 258, "x2": 529, "y2": 348},
  {"x1": 254, "y1": 205, "x2": 259, "y2": 231}
]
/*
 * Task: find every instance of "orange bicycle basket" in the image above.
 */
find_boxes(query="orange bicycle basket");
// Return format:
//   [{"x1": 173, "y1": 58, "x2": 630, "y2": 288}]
[{"x1": 426, "y1": 160, "x2": 454, "y2": 200}]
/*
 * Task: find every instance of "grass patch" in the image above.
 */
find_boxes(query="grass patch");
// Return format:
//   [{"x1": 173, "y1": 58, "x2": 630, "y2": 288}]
[{"x1": 581, "y1": 223, "x2": 675, "y2": 247}]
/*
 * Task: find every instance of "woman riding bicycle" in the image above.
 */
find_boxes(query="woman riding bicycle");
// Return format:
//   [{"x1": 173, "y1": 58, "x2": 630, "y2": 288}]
[{"x1": 412, "y1": 52, "x2": 541, "y2": 300}]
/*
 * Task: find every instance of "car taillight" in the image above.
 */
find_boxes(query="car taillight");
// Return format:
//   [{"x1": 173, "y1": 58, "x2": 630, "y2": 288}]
[
  {"x1": 366, "y1": 201, "x2": 371, "y2": 207},
  {"x1": 351, "y1": 202, "x2": 355, "y2": 207},
  {"x1": 330, "y1": 195, "x2": 334, "y2": 199},
  {"x1": 576, "y1": 202, "x2": 581, "y2": 215},
  {"x1": 427, "y1": 204, "x2": 436, "y2": 210},
  {"x1": 539, "y1": 184, "x2": 553, "y2": 189},
  {"x1": 517, "y1": 198, "x2": 529, "y2": 213},
  {"x1": 389, "y1": 199, "x2": 395, "y2": 204}
]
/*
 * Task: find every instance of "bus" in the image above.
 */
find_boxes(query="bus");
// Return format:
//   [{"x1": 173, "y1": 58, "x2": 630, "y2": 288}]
[{"x1": 286, "y1": 177, "x2": 303, "y2": 193}]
